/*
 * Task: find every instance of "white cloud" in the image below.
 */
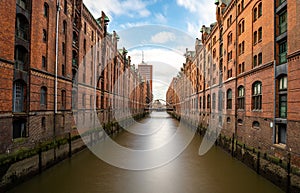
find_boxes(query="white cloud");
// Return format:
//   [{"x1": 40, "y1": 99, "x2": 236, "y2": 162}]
[
  {"x1": 119, "y1": 22, "x2": 149, "y2": 29},
  {"x1": 187, "y1": 21, "x2": 202, "y2": 39},
  {"x1": 154, "y1": 13, "x2": 167, "y2": 24},
  {"x1": 151, "y1": 31, "x2": 176, "y2": 44},
  {"x1": 83, "y1": 0, "x2": 151, "y2": 19},
  {"x1": 176, "y1": 0, "x2": 216, "y2": 38}
]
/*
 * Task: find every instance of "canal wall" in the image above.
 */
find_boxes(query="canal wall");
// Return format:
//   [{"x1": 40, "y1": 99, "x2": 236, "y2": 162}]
[
  {"x1": 171, "y1": 113, "x2": 300, "y2": 193},
  {"x1": 0, "y1": 113, "x2": 148, "y2": 193}
]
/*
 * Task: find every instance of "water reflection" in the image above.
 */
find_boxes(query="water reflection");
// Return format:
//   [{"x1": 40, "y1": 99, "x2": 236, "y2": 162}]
[{"x1": 7, "y1": 112, "x2": 284, "y2": 193}]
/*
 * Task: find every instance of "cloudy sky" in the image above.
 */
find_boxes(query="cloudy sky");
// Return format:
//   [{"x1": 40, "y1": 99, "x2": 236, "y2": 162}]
[{"x1": 83, "y1": 0, "x2": 216, "y2": 100}]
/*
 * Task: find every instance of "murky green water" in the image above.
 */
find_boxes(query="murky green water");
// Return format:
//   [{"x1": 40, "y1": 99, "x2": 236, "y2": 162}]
[{"x1": 7, "y1": 112, "x2": 284, "y2": 193}]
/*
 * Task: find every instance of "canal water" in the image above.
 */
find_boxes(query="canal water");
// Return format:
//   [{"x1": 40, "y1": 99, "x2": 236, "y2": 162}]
[{"x1": 8, "y1": 112, "x2": 283, "y2": 193}]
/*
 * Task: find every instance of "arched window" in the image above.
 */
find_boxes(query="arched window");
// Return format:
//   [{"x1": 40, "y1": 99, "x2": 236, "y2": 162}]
[
  {"x1": 253, "y1": 7, "x2": 257, "y2": 21},
  {"x1": 40, "y1": 86, "x2": 47, "y2": 107},
  {"x1": 226, "y1": 89, "x2": 232, "y2": 109},
  {"x1": 44, "y1": 3, "x2": 49, "y2": 17},
  {"x1": 61, "y1": 90, "x2": 66, "y2": 109},
  {"x1": 16, "y1": 14, "x2": 29, "y2": 41},
  {"x1": 207, "y1": 94, "x2": 211, "y2": 110},
  {"x1": 238, "y1": 20, "x2": 245, "y2": 35},
  {"x1": 213, "y1": 49, "x2": 216, "y2": 58},
  {"x1": 238, "y1": 86, "x2": 245, "y2": 109},
  {"x1": 238, "y1": 119, "x2": 243, "y2": 125},
  {"x1": 227, "y1": 117, "x2": 231, "y2": 123},
  {"x1": 258, "y1": 2, "x2": 262, "y2": 17},
  {"x1": 252, "y1": 121, "x2": 260, "y2": 128},
  {"x1": 17, "y1": 0, "x2": 29, "y2": 10},
  {"x1": 252, "y1": 81, "x2": 262, "y2": 110}
]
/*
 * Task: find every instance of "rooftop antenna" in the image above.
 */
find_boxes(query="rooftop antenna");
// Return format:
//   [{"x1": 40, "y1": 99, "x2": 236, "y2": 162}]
[{"x1": 142, "y1": 50, "x2": 145, "y2": 63}]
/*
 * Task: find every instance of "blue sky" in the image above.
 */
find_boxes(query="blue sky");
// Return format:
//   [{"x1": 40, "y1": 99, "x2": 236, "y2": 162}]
[
  {"x1": 84, "y1": 0, "x2": 216, "y2": 38},
  {"x1": 83, "y1": 0, "x2": 216, "y2": 100}
]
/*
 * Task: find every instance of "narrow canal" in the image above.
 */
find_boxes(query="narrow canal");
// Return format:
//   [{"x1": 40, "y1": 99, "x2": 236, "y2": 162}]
[{"x1": 8, "y1": 112, "x2": 283, "y2": 193}]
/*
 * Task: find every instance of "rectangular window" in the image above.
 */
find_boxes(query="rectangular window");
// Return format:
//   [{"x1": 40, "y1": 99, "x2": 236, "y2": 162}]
[
  {"x1": 276, "y1": 124, "x2": 286, "y2": 144},
  {"x1": 64, "y1": 0, "x2": 67, "y2": 14},
  {"x1": 42, "y1": 56, "x2": 47, "y2": 69},
  {"x1": 228, "y1": 51, "x2": 232, "y2": 61},
  {"x1": 258, "y1": 53, "x2": 262, "y2": 65},
  {"x1": 258, "y1": 27, "x2": 262, "y2": 41},
  {"x1": 238, "y1": 87, "x2": 245, "y2": 109},
  {"x1": 13, "y1": 120, "x2": 27, "y2": 139},
  {"x1": 254, "y1": 31, "x2": 258, "y2": 44},
  {"x1": 279, "y1": 76, "x2": 287, "y2": 90},
  {"x1": 279, "y1": 94, "x2": 287, "y2": 118},
  {"x1": 279, "y1": 11, "x2": 287, "y2": 35},
  {"x1": 43, "y1": 29, "x2": 47, "y2": 42},
  {"x1": 212, "y1": 94, "x2": 216, "y2": 110},
  {"x1": 253, "y1": 55, "x2": 257, "y2": 68},
  {"x1": 82, "y1": 94, "x2": 85, "y2": 108},
  {"x1": 62, "y1": 64, "x2": 66, "y2": 76},
  {"x1": 40, "y1": 87, "x2": 47, "y2": 107},
  {"x1": 62, "y1": 42, "x2": 65, "y2": 55},
  {"x1": 279, "y1": 41, "x2": 287, "y2": 64},
  {"x1": 252, "y1": 82, "x2": 262, "y2": 110},
  {"x1": 238, "y1": 63, "x2": 245, "y2": 74},
  {"x1": 61, "y1": 90, "x2": 66, "y2": 109}
]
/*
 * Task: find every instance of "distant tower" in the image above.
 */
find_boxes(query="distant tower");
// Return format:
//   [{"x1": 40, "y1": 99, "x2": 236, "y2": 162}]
[{"x1": 138, "y1": 51, "x2": 153, "y2": 101}]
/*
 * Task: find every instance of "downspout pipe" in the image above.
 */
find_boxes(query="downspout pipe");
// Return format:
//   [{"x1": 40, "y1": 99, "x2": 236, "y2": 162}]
[{"x1": 54, "y1": 0, "x2": 60, "y2": 137}]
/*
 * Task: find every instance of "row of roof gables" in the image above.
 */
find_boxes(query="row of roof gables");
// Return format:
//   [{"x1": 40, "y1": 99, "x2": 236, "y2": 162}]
[
  {"x1": 181, "y1": 0, "x2": 233, "y2": 69},
  {"x1": 199, "y1": 0, "x2": 233, "y2": 37}
]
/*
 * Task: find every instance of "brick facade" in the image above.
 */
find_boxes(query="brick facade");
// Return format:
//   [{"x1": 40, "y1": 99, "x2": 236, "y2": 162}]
[
  {"x1": 0, "y1": 0, "x2": 149, "y2": 154},
  {"x1": 167, "y1": 0, "x2": 300, "y2": 166}
]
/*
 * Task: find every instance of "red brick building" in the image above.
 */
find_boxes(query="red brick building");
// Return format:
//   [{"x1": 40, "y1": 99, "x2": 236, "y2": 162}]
[
  {"x1": 167, "y1": 0, "x2": 300, "y2": 166},
  {"x1": 0, "y1": 0, "x2": 149, "y2": 154}
]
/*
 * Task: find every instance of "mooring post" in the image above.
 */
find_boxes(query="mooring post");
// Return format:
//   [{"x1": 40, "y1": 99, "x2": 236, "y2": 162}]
[
  {"x1": 38, "y1": 146, "x2": 42, "y2": 173},
  {"x1": 256, "y1": 151, "x2": 260, "y2": 174},
  {"x1": 287, "y1": 153, "x2": 291, "y2": 193},
  {"x1": 68, "y1": 132, "x2": 72, "y2": 158},
  {"x1": 231, "y1": 133, "x2": 235, "y2": 157}
]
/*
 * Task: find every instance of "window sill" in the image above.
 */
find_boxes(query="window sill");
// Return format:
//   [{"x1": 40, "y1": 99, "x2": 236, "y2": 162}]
[{"x1": 252, "y1": 109, "x2": 262, "y2": 112}]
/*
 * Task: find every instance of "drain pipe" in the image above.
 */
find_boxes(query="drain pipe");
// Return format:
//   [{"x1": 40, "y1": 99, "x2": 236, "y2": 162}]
[{"x1": 54, "y1": 0, "x2": 61, "y2": 138}]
